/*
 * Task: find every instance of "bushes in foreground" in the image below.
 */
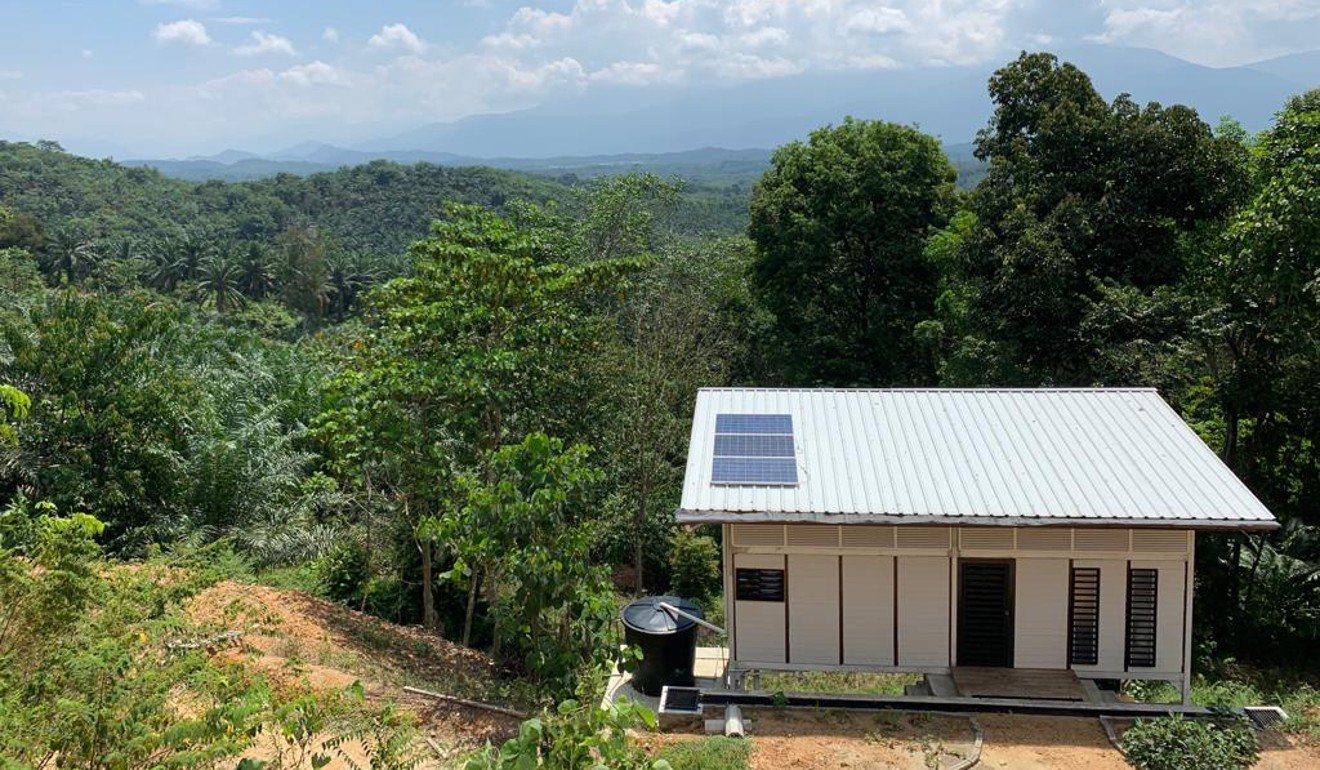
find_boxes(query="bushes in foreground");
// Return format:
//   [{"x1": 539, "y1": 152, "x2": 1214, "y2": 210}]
[{"x1": 1120, "y1": 715, "x2": 1259, "y2": 770}]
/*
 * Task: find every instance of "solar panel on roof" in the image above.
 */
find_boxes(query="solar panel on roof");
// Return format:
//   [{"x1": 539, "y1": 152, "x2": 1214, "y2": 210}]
[
  {"x1": 713, "y1": 434, "x2": 794, "y2": 457},
  {"x1": 715, "y1": 414, "x2": 793, "y2": 434},
  {"x1": 712, "y1": 413, "x2": 798, "y2": 486},
  {"x1": 712, "y1": 457, "x2": 798, "y2": 484}
]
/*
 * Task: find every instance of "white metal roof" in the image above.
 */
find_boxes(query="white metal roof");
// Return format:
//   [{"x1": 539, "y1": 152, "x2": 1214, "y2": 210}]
[{"x1": 678, "y1": 388, "x2": 1276, "y2": 529}]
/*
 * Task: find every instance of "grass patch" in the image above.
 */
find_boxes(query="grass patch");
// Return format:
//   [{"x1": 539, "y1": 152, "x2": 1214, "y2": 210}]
[
  {"x1": 1126, "y1": 661, "x2": 1320, "y2": 738},
  {"x1": 759, "y1": 670, "x2": 920, "y2": 696},
  {"x1": 655, "y1": 736, "x2": 751, "y2": 770},
  {"x1": 255, "y1": 560, "x2": 324, "y2": 594}
]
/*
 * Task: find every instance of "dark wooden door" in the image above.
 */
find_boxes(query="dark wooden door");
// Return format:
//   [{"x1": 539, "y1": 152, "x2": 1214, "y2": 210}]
[{"x1": 958, "y1": 560, "x2": 1015, "y2": 667}]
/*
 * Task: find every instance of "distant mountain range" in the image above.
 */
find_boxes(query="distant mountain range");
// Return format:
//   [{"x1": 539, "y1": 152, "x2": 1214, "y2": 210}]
[{"x1": 119, "y1": 44, "x2": 1316, "y2": 184}]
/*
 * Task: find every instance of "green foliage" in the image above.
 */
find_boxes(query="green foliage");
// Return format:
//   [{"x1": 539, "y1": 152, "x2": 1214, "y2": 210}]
[
  {"x1": 466, "y1": 698, "x2": 671, "y2": 770},
  {"x1": 322, "y1": 541, "x2": 371, "y2": 606},
  {"x1": 0, "y1": 290, "x2": 329, "y2": 554},
  {"x1": 654, "y1": 736, "x2": 750, "y2": 770},
  {"x1": 748, "y1": 117, "x2": 955, "y2": 386},
  {"x1": 941, "y1": 51, "x2": 1247, "y2": 386},
  {"x1": 667, "y1": 529, "x2": 721, "y2": 603},
  {"x1": 443, "y1": 433, "x2": 617, "y2": 694},
  {"x1": 1119, "y1": 716, "x2": 1259, "y2": 770}
]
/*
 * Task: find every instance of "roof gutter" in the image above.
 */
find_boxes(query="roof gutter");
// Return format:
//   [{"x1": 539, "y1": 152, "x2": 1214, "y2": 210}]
[{"x1": 675, "y1": 509, "x2": 1280, "y2": 532}]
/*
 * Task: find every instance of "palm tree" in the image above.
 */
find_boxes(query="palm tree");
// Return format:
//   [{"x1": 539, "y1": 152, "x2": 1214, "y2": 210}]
[
  {"x1": 197, "y1": 253, "x2": 246, "y2": 314},
  {"x1": 43, "y1": 228, "x2": 99, "y2": 286},
  {"x1": 237, "y1": 243, "x2": 276, "y2": 300},
  {"x1": 326, "y1": 251, "x2": 382, "y2": 320}
]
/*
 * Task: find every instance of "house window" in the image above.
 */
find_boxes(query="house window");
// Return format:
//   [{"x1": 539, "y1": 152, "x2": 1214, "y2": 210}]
[
  {"x1": 1069, "y1": 567, "x2": 1100, "y2": 665},
  {"x1": 1125, "y1": 567, "x2": 1159, "y2": 668},
  {"x1": 735, "y1": 568, "x2": 785, "y2": 602}
]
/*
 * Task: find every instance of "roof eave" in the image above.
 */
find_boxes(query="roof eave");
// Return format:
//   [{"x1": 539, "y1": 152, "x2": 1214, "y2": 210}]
[{"x1": 675, "y1": 509, "x2": 1280, "y2": 532}]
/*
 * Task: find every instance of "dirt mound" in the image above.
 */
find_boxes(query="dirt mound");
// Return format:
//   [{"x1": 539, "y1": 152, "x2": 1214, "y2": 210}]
[{"x1": 184, "y1": 580, "x2": 523, "y2": 757}]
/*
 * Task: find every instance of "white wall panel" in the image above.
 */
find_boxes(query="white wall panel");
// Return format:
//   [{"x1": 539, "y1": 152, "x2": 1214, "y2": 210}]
[
  {"x1": 842, "y1": 555, "x2": 894, "y2": 665},
  {"x1": 733, "y1": 553, "x2": 786, "y2": 664},
  {"x1": 1153, "y1": 560, "x2": 1187, "y2": 674},
  {"x1": 1014, "y1": 559, "x2": 1069, "y2": 668},
  {"x1": 788, "y1": 554, "x2": 840, "y2": 665},
  {"x1": 896, "y1": 556, "x2": 950, "y2": 667}
]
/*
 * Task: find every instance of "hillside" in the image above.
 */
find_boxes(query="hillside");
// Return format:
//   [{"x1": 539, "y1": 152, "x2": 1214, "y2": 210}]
[
  {"x1": 0, "y1": 141, "x2": 572, "y2": 256},
  {"x1": 0, "y1": 141, "x2": 751, "y2": 254}
]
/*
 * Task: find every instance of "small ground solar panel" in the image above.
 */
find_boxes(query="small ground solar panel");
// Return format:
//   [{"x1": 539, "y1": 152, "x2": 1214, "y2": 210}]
[{"x1": 712, "y1": 413, "x2": 798, "y2": 486}]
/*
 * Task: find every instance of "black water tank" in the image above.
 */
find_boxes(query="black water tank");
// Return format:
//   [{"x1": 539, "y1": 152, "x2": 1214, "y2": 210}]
[{"x1": 620, "y1": 596, "x2": 702, "y2": 697}]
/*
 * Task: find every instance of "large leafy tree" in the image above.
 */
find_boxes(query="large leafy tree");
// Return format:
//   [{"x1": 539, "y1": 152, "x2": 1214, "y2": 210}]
[
  {"x1": 941, "y1": 52, "x2": 1248, "y2": 385},
  {"x1": 318, "y1": 203, "x2": 634, "y2": 638},
  {"x1": 748, "y1": 117, "x2": 955, "y2": 386},
  {"x1": 1187, "y1": 90, "x2": 1320, "y2": 656}
]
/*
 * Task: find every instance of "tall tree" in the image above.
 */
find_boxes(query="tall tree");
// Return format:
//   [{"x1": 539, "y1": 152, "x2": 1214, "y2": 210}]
[
  {"x1": 748, "y1": 118, "x2": 955, "y2": 386},
  {"x1": 318, "y1": 204, "x2": 635, "y2": 639},
  {"x1": 941, "y1": 52, "x2": 1248, "y2": 385}
]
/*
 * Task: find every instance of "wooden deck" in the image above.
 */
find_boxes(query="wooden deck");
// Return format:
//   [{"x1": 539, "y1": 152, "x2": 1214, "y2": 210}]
[{"x1": 952, "y1": 667, "x2": 1087, "y2": 700}]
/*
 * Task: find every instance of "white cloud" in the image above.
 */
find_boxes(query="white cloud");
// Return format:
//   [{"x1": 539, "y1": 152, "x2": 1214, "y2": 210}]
[
  {"x1": 1093, "y1": 1, "x2": 1320, "y2": 65},
  {"x1": 845, "y1": 7, "x2": 911, "y2": 35},
  {"x1": 153, "y1": 19, "x2": 211, "y2": 46},
  {"x1": 45, "y1": 89, "x2": 147, "y2": 110},
  {"x1": 141, "y1": 0, "x2": 218, "y2": 8},
  {"x1": 0, "y1": 70, "x2": 22, "y2": 80},
  {"x1": 213, "y1": 16, "x2": 273, "y2": 25},
  {"x1": 82, "y1": 49, "x2": 93, "y2": 58},
  {"x1": 278, "y1": 61, "x2": 350, "y2": 87},
  {"x1": 369, "y1": 23, "x2": 426, "y2": 54},
  {"x1": 323, "y1": 27, "x2": 340, "y2": 44},
  {"x1": 589, "y1": 60, "x2": 679, "y2": 85},
  {"x1": 233, "y1": 31, "x2": 296, "y2": 57}
]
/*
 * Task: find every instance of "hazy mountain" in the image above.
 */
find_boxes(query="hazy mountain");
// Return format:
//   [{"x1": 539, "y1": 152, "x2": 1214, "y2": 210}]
[
  {"x1": 120, "y1": 44, "x2": 1316, "y2": 186},
  {"x1": 362, "y1": 45, "x2": 1310, "y2": 158},
  {"x1": 1244, "y1": 50, "x2": 1320, "y2": 89}
]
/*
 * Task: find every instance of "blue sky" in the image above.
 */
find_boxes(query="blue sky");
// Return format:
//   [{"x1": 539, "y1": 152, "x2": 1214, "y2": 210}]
[{"x1": 1, "y1": 1, "x2": 1318, "y2": 156}]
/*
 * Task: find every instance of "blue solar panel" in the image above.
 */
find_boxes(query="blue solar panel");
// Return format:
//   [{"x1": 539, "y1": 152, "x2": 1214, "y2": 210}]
[
  {"x1": 712, "y1": 413, "x2": 797, "y2": 485},
  {"x1": 714, "y1": 434, "x2": 795, "y2": 458},
  {"x1": 714, "y1": 414, "x2": 793, "y2": 434},
  {"x1": 711, "y1": 457, "x2": 798, "y2": 485}
]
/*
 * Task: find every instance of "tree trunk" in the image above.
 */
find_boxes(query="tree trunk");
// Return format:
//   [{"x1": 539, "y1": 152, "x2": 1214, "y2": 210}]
[
  {"x1": 487, "y1": 570, "x2": 502, "y2": 658},
  {"x1": 420, "y1": 537, "x2": 439, "y2": 633},
  {"x1": 462, "y1": 569, "x2": 479, "y2": 647}
]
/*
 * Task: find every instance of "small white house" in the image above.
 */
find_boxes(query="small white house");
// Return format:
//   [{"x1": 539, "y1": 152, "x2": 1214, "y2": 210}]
[{"x1": 677, "y1": 388, "x2": 1278, "y2": 703}]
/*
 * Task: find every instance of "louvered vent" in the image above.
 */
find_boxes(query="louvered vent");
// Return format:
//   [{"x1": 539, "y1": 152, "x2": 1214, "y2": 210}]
[
  {"x1": 959, "y1": 527, "x2": 1015, "y2": 550},
  {"x1": 1131, "y1": 530, "x2": 1188, "y2": 553},
  {"x1": 1069, "y1": 567, "x2": 1101, "y2": 665},
  {"x1": 896, "y1": 527, "x2": 951, "y2": 549},
  {"x1": 1125, "y1": 568, "x2": 1159, "y2": 668},
  {"x1": 1074, "y1": 529, "x2": 1130, "y2": 552},
  {"x1": 786, "y1": 525, "x2": 839, "y2": 547},
  {"x1": 1017, "y1": 528, "x2": 1073, "y2": 551},
  {"x1": 731, "y1": 524, "x2": 784, "y2": 547},
  {"x1": 841, "y1": 526, "x2": 894, "y2": 548}
]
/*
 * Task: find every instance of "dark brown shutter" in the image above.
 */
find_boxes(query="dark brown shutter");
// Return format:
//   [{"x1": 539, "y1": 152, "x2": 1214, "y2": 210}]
[
  {"x1": 1069, "y1": 567, "x2": 1100, "y2": 665},
  {"x1": 1125, "y1": 567, "x2": 1158, "y2": 668},
  {"x1": 735, "y1": 568, "x2": 785, "y2": 602}
]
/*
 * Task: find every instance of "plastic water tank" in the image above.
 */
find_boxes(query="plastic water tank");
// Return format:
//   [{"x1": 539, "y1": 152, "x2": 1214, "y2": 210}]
[{"x1": 620, "y1": 595, "x2": 702, "y2": 696}]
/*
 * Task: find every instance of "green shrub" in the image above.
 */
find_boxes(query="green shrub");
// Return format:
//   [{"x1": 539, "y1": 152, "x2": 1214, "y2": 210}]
[
  {"x1": 1120, "y1": 716, "x2": 1259, "y2": 770},
  {"x1": 668, "y1": 529, "x2": 721, "y2": 602},
  {"x1": 466, "y1": 698, "x2": 671, "y2": 769},
  {"x1": 321, "y1": 541, "x2": 369, "y2": 605},
  {"x1": 656, "y1": 736, "x2": 750, "y2": 770}
]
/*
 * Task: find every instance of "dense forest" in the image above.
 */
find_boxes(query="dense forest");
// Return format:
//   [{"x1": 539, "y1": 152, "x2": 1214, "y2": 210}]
[{"x1": 1, "y1": 51, "x2": 1318, "y2": 766}]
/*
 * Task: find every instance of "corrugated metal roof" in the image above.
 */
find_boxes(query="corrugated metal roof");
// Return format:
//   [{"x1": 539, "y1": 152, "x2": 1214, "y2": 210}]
[{"x1": 677, "y1": 388, "x2": 1276, "y2": 529}]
